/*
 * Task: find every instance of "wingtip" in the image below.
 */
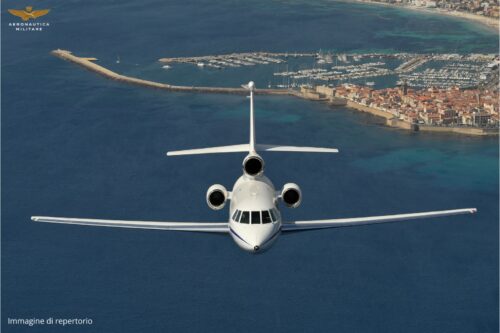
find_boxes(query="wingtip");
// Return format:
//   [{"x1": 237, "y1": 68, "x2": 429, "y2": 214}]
[
  {"x1": 470, "y1": 208, "x2": 478, "y2": 214},
  {"x1": 31, "y1": 216, "x2": 39, "y2": 222}
]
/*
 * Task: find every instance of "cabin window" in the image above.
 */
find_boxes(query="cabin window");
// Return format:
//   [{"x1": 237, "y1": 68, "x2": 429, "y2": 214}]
[
  {"x1": 262, "y1": 210, "x2": 272, "y2": 224},
  {"x1": 240, "y1": 211, "x2": 250, "y2": 224},
  {"x1": 251, "y1": 211, "x2": 261, "y2": 224}
]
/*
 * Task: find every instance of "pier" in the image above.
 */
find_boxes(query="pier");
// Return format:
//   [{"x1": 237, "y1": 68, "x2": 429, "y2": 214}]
[
  {"x1": 159, "y1": 52, "x2": 317, "y2": 69},
  {"x1": 51, "y1": 50, "x2": 296, "y2": 96}
]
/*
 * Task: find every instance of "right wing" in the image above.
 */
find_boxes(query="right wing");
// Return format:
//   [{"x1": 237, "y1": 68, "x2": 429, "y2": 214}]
[
  {"x1": 31, "y1": 216, "x2": 229, "y2": 233},
  {"x1": 282, "y1": 208, "x2": 477, "y2": 232}
]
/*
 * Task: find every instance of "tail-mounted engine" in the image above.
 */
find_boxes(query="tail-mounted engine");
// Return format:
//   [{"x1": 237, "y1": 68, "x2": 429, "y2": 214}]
[
  {"x1": 243, "y1": 153, "x2": 264, "y2": 177},
  {"x1": 206, "y1": 184, "x2": 228, "y2": 210},
  {"x1": 281, "y1": 183, "x2": 302, "y2": 208}
]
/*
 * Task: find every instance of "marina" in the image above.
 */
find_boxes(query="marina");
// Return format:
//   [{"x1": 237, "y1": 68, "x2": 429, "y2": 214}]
[
  {"x1": 159, "y1": 51, "x2": 498, "y2": 90},
  {"x1": 52, "y1": 49, "x2": 498, "y2": 135},
  {"x1": 159, "y1": 52, "x2": 315, "y2": 69},
  {"x1": 53, "y1": 50, "x2": 295, "y2": 96}
]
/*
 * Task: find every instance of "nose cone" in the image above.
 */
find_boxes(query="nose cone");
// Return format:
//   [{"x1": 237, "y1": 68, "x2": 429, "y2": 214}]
[
  {"x1": 230, "y1": 221, "x2": 281, "y2": 253},
  {"x1": 249, "y1": 225, "x2": 279, "y2": 253}
]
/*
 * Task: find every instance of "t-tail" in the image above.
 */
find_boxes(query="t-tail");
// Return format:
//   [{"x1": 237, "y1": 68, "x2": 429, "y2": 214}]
[{"x1": 166, "y1": 81, "x2": 338, "y2": 174}]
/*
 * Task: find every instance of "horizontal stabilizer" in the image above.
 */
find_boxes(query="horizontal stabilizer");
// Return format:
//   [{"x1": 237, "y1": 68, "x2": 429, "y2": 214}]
[
  {"x1": 31, "y1": 216, "x2": 229, "y2": 233},
  {"x1": 167, "y1": 144, "x2": 249, "y2": 156},
  {"x1": 167, "y1": 144, "x2": 338, "y2": 156},
  {"x1": 256, "y1": 144, "x2": 338, "y2": 153},
  {"x1": 282, "y1": 208, "x2": 477, "y2": 232}
]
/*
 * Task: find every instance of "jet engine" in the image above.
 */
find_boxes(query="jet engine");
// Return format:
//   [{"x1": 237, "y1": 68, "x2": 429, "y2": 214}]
[
  {"x1": 243, "y1": 154, "x2": 264, "y2": 177},
  {"x1": 206, "y1": 184, "x2": 228, "y2": 210},
  {"x1": 281, "y1": 183, "x2": 302, "y2": 208}
]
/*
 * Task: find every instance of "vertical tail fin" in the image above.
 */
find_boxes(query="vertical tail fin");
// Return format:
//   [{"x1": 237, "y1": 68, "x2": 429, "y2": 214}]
[
  {"x1": 243, "y1": 81, "x2": 256, "y2": 153},
  {"x1": 166, "y1": 80, "x2": 339, "y2": 157}
]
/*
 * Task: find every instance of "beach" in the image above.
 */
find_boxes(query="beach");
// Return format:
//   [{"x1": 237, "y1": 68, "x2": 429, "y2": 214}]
[{"x1": 345, "y1": 0, "x2": 499, "y2": 32}]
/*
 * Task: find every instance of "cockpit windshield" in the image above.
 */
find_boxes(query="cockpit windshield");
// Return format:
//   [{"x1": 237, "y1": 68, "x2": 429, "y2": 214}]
[
  {"x1": 233, "y1": 209, "x2": 278, "y2": 224},
  {"x1": 240, "y1": 211, "x2": 250, "y2": 224},
  {"x1": 262, "y1": 210, "x2": 272, "y2": 224},
  {"x1": 251, "y1": 211, "x2": 260, "y2": 224}
]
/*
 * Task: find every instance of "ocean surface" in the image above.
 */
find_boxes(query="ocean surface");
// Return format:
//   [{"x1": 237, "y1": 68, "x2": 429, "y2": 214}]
[{"x1": 2, "y1": 0, "x2": 498, "y2": 332}]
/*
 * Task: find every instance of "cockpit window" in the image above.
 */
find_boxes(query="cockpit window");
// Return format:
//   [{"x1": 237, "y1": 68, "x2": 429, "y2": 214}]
[
  {"x1": 251, "y1": 211, "x2": 261, "y2": 224},
  {"x1": 269, "y1": 209, "x2": 277, "y2": 222},
  {"x1": 262, "y1": 210, "x2": 272, "y2": 224},
  {"x1": 232, "y1": 210, "x2": 242, "y2": 222},
  {"x1": 240, "y1": 211, "x2": 250, "y2": 224}
]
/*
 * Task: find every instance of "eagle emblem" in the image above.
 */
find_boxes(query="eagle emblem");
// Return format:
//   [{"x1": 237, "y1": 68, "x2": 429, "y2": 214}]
[{"x1": 8, "y1": 6, "x2": 50, "y2": 21}]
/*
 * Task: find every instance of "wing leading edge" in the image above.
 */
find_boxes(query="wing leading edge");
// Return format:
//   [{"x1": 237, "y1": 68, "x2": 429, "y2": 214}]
[
  {"x1": 282, "y1": 208, "x2": 477, "y2": 232},
  {"x1": 31, "y1": 216, "x2": 229, "y2": 233}
]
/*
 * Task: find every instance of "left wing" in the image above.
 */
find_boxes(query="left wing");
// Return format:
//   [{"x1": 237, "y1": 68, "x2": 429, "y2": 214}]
[
  {"x1": 282, "y1": 208, "x2": 476, "y2": 232},
  {"x1": 31, "y1": 216, "x2": 228, "y2": 233}
]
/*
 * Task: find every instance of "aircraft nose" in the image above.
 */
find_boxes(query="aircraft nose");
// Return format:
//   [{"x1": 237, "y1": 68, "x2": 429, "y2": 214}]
[{"x1": 253, "y1": 245, "x2": 260, "y2": 252}]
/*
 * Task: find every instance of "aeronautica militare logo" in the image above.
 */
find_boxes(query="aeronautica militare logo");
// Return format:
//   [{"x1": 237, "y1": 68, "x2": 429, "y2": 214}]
[{"x1": 7, "y1": 6, "x2": 50, "y2": 31}]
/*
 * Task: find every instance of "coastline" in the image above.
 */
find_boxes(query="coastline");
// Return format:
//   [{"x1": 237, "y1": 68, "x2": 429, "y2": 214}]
[
  {"x1": 341, "y1": 0, "x2": 499, "y2": 32},
  {"x1": 341, "y1": 99, "x2": 499, "y2": 136},
  {"x1": 52, "y1": 50, "x2": 498, "y2": 137}
]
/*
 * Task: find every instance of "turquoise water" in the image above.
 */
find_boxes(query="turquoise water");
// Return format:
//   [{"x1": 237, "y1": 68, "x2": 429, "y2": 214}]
[{"x1": 2, "y1": 0, "x2": 498, "y2": 332}]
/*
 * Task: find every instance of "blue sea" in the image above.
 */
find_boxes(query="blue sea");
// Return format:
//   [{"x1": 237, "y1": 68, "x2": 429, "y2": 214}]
[{"x1": 2, "y1": 0, "x2": 498, "y2": 332}]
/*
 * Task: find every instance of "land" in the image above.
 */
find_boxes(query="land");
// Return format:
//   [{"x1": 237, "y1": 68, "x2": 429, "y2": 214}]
[
  {"x1": 344, "y1": 0, "x2": 499, "y2": 31},
  {"x1": 303, "y1": 84, "x2": 499, "y2": 135},
  {"x1": 52, "y1": 50, "x2": 498, "y2": 136}
]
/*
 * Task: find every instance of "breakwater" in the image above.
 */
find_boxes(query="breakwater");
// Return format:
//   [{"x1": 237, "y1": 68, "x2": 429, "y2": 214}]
[{"x1": 51, "y1": 50, "x2": 295, "y2": 96}]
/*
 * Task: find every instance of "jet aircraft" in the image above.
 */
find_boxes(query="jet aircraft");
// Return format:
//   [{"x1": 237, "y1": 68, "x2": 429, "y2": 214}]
[{"x1": 32, "y1": 81, "x2": 476, "y2": 253}]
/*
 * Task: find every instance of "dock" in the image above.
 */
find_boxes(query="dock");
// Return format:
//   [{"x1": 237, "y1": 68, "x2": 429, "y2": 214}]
[
  {"x1": 159, "y1": 51, "x2": 317, "y2": 69},
  {"x1": 51, "y1": 49, "x2": 295, "y2": 96}
]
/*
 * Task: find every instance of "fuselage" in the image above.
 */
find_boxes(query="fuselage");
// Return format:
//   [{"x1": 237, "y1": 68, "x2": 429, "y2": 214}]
[{"x1": 229, "y1": 174, "x2": 281, "y2": 253}]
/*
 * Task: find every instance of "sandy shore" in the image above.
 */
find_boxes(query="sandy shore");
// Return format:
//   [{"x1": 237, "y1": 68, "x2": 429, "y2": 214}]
[{"x1": 344, "y1": 0, "x2": 499, "y2": 32}]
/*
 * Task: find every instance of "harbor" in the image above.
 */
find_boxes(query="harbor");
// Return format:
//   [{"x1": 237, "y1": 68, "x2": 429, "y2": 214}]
[
  {"x1": 52, "y1": 50, "x2": 295, "y2": 96},
  {"x1": 157, "y1": 51, "x2": 499, "y2": 90},
  {"x1": 52, "y1": 49, "x2": 499, "y2": 136},
  {"x1": 159, "y1": 52, "x2": 316, "y2": 69}
]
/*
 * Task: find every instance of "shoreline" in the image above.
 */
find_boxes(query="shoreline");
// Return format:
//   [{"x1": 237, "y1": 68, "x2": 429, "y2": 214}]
[
  {"x1": 341, "y1": 0, "x2": 499, "y2": 32},
  {"x1": 341, "y1": 100, "x2": 498, "y2": 136},
  {"x1": 51, "y1": 50, "x2": 498, "y2": 137}
]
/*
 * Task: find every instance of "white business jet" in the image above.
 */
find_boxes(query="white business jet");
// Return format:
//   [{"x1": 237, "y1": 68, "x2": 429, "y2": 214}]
[{"x1": 31, "y1": 81, "x2": 476, "y2": 253}]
